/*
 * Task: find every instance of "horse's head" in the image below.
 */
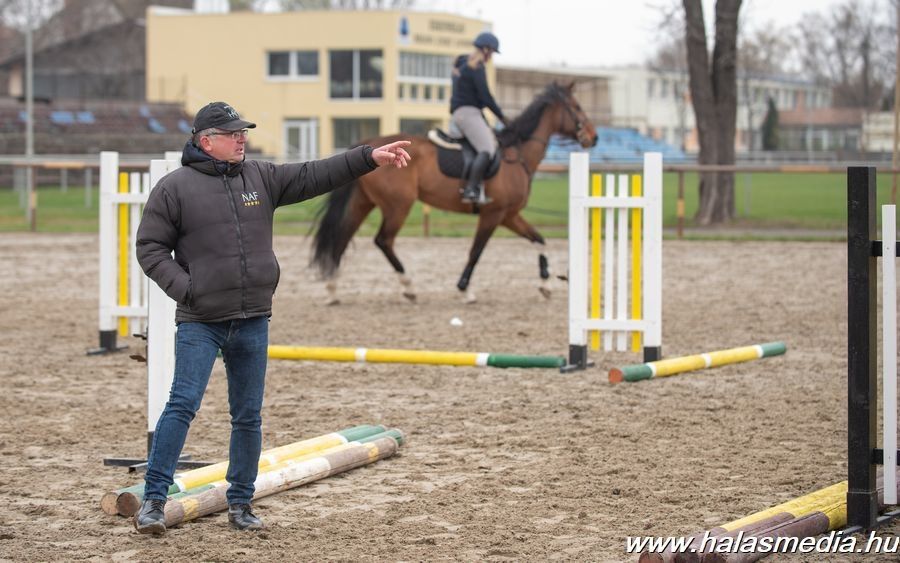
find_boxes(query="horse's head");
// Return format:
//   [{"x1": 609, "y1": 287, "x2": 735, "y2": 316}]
[
  {"x1": 498, "y1": 82, "x2": 598, "y2": 151},
  {"x1": 553, "y1": 82, "x2": 598, "y2": 149}
]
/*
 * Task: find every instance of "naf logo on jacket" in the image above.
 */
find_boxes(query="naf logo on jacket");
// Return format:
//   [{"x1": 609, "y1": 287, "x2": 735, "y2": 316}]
[{"x1": 242, "y1": 192, "x2": 260, "y2": 207}]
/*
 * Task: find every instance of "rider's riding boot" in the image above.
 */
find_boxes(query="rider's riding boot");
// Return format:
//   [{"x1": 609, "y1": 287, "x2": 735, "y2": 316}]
[{"x1": 461, "y1": 151, "x2": 492, "y2": 204}]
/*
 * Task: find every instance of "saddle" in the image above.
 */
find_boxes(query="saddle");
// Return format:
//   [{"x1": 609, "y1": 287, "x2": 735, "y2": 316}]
[{"x1": 427, "y1": 129, "x2": 501, "y2": 181}]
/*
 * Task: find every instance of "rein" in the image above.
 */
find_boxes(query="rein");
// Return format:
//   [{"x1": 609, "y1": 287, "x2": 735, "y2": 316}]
[{"x1": 503, "y1": 93, "x2": 586, "y2": 178}]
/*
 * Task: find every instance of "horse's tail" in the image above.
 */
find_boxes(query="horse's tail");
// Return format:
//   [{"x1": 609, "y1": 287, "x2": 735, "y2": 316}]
[{"x1": 311, "y1": 179, "x2": 358, "y2": 279}]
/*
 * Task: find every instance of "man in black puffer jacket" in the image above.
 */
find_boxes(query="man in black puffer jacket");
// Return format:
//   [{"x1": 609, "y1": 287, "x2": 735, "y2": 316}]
[{"x1": 132, "y1": 101, "x2": 410, "y2": 534}]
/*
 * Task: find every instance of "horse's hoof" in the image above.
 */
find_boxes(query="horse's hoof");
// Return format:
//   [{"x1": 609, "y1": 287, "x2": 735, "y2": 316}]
[
  {"x1": 539, "y1": 287, "x2": 551, "y2": 299},
  {"x1": 325, "y1": 298, "x2": 341, "y2": 306},
  {"x1": 403, "y1": 292, "x2": 417, "y2": 303}
]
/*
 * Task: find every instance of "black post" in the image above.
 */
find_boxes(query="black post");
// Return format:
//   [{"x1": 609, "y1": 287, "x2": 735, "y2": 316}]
[
  {"x1": 847, "y1": 166, "x2": 879, "y2": 531},
  {"x1": 561, "y1": 344, "x2": 590, "y2": 373}
]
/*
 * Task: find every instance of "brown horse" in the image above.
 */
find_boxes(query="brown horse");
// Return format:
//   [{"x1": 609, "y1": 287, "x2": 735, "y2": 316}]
[{"x1": 311, "y1": 82, "x2": 597, "y2": 304}]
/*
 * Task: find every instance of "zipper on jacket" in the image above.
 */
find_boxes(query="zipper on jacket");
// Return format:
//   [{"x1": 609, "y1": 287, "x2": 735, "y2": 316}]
[{"x1": 222, "y1": 174, "x2": 249, "y2": 317}]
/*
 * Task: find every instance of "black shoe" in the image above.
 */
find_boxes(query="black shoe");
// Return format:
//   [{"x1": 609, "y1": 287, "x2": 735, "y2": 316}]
[
  {"x1": 133, "y1": 499, "x2": 166, "y2": 535},
  {"x1": 461, "y1": 185, "x2": 480, "y2": 203},
  {"x1": 228, "y1": 503, "x2": 264, "y2": 531}
]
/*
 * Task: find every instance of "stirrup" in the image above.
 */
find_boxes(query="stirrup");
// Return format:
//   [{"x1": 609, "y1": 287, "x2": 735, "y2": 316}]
[{"x1": 461, "y1": 187, "x2": 479, "y2": 204}]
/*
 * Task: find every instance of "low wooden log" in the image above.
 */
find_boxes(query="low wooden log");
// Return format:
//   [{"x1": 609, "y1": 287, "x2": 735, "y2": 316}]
[
  {"x1": 643, "y1": 470, "x2": 900, "y2": 563},
  {"x1": 104, "y1": 424, "x2": 384, "y2": 516},
  {"x1": 703, "y1": 474, "x2": 899, "y2": 563},
  {"x1": 160, "y1": 436, "x2": 398, "y2": 528},
  {"x1": 639, "y1": 481, "x2": 847, "y2": 563}
]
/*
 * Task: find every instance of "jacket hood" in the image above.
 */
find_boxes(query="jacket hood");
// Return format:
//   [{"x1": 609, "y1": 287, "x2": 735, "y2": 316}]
[{"x1": 181, "y1": 141, "x2": 244, "y2": 177}]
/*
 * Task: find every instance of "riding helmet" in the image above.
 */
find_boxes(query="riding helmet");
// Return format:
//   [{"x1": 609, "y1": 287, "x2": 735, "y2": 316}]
[{"x1": 473, "y1": 31, "x2": 500, "y2": 54}]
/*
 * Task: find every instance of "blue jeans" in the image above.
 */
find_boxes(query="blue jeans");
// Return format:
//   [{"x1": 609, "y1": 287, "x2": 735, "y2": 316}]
[{"x1": 143, "y1": 316, "x2": 269, "y2": 505}]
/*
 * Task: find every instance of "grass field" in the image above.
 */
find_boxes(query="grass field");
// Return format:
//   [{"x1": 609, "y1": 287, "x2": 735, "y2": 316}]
[{"x1": 1, "y1": 170, "x2": 896, "y2": 237}]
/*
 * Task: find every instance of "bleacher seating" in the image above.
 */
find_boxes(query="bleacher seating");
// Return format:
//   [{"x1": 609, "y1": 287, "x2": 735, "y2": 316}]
[
  {"x1": 542, "y1": 126, "x2": 688, "y2": 164},
  {"x1": 0, "y1": 99, "x2": 196, "y2": 154}
]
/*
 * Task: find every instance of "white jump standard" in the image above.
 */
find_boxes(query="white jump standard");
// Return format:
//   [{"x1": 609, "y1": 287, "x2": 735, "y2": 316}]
[{"x1": 565, "y1": 152, "x2": 662, "y2": 371}]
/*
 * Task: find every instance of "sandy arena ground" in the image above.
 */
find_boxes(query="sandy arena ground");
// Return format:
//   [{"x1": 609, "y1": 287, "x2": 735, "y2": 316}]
[{"x1": 1, "y1": 232, "x2": 898, "y2": 562}]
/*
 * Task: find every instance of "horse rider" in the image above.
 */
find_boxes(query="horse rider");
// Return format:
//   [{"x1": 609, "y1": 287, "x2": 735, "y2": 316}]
[{"x1": 449, "y1": 31, "x2": 506, "y2": 204}]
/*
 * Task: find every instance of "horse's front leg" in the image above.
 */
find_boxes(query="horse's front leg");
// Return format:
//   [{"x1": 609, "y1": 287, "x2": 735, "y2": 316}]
[
  {"x1": 457, "y1": 214, "x2": 503, "y2": 304},
  {"x1": 502, "y1": 212, "x2": 552, "y2": 299}
]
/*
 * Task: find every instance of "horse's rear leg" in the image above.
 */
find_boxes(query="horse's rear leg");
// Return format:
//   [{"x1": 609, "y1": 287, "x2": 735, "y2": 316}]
[
  {"x1": 373, "y1": 201, "x2": 416, "y2": 302},
  {"x1": 326, "y1": 195, "x2": 375, "y2": 306},
  {"x1": 502, "y1": 213, "x2": 552, "y2": 299},
  {"x1": 457, "y1": 213, "x2": 503, "y2": 304}
]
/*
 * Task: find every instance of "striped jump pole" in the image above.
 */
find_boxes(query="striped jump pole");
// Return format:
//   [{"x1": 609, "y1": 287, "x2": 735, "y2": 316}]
[
  {"x1": 608, "y1": 342, "x2": 786, "y2": 384},
  {"x1": 165, "y1": 429, "x2": 405, "y2": 503},
  {"x1": 160, "y1": 435, "x2": 400, "y2": 529},
  {"x1": 565, "y1": 152, "x2": 662, "y2": 372},
  {"x1": 100, "y1": 424, "x2": 386, "y2": 516},
  {"x1": 267, "y1": 345, "x2": 565, "y2": 369},
  {"x1": 640, "y1": 471, "x2": 900, "y2": 563}
]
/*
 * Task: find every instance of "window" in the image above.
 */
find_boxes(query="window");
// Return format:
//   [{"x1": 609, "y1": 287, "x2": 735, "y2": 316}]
[
  {"x1": 330, "y1": 49, "x2": 383, "y2": 99},
  {"x1": 332, "y1": 118, "x2": 379, "y2": 152},
  {"x1": 398, "y1": 51, "x2": 451, "y2": 104},
  {"x1": 267, "y1": 50, "x2": 318, "y2": 79},
  {"x1": 269, "y1": 52, "x2": 290, "y2": 76},
  {"x1": 398, "y1": 52, "x2": 452, "y2": 80},
  {"x1": 296, "y1": 51, "x2": 318, "y2": 76}
]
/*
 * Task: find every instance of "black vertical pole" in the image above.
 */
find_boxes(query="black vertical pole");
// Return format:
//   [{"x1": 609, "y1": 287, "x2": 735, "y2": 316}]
[{"x1": 847, "y1": 166, "x2": 879, "y2": 531}]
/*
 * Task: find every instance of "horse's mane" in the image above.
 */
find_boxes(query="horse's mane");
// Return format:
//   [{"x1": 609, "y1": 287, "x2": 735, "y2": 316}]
[{"x1": 497, "y1": 82, "x2": 569, "y2": 149}]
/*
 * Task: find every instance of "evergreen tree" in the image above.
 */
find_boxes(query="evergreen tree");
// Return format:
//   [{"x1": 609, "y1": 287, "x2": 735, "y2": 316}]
[{"x1": 761, "y1": 97, "x2": 779, "y2": 151}]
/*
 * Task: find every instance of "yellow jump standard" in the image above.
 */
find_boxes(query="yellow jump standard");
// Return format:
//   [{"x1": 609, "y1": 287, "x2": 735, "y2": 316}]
[{"x1": 609, "y1": 342, "x2": 787, "y2": 384}]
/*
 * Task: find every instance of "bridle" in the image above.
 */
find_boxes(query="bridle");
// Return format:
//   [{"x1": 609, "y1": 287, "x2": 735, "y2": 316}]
[{"x1": 505, "y1": 93, "x2": 591, "y2": 177}]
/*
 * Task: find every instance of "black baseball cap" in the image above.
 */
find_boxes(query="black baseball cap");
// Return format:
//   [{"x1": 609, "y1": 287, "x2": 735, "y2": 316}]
[{"x1": 192, "y1": 102, "x2": 256, "y2": 133}]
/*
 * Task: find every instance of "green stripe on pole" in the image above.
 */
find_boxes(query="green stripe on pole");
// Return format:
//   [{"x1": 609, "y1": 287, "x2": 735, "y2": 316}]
[
  {"x1": 338, "y1": 424, "x2": 387, "y2": 442},
  {"x1": 358, "y1": 428, "x2": 405, "y2": 446},
  {"x1": 486, "y1": 354, "x2": 566, "y2": 368},
  {"x1": 759, "y1": 342, "x2": 787, "y2": 357},
  {"x1": 613, "y1": 364, "x2": 655, "y2": 383}
]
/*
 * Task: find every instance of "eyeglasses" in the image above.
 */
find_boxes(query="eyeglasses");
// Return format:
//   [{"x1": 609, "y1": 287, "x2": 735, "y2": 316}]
[{"x1": 208, "y1": 129, "x2": 249, "y2": 141}]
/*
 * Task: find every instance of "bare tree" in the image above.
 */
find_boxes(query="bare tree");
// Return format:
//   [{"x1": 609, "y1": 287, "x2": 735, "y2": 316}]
[
  {"x1": 0, "y1": 0, "x2": 62, "y2": 31},
  {"x1": 683, "y1": 0, "x2": 742, "y2": 225},
  {"x1": 795, "y1": 0, "x2": 895, "y2": 109},
  {"x1": 646, "y1": 4, "x2": 690, "y2": 151},
  {"x1": 737, "y1": 25, "x2": 791, "y2": 151}
]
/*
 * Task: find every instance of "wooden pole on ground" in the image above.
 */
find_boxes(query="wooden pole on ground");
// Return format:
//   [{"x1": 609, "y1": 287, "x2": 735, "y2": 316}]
[
  {"x1": 161, "y1": 436, "x2": 399, "y2": 528},
  {"x1": 100, "y1": 424, "x2": 385, "y2": 516},
  {"x1": 609, "y1": 342, "x2": 786, "y2": 384}
]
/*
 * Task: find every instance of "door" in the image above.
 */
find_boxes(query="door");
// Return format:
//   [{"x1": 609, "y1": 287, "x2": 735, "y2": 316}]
[{"x1": 284, "y1": 119, "x2": 318, "y2": 161}]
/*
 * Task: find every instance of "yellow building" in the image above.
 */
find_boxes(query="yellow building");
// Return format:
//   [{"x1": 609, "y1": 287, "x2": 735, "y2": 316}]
[{"x1": 146, "y1": 8, "x2": 491, "y2": 159}]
